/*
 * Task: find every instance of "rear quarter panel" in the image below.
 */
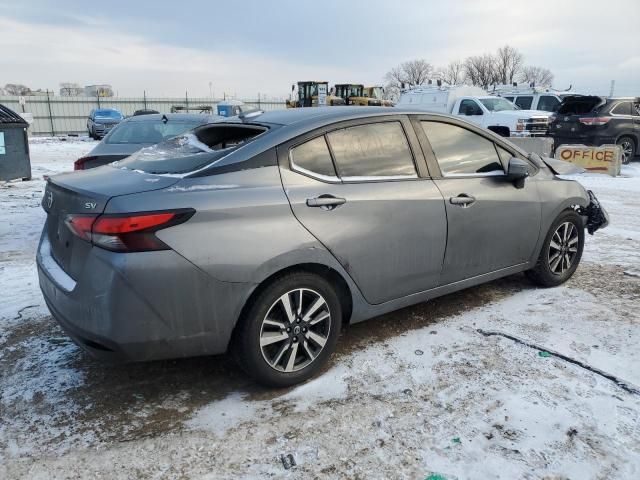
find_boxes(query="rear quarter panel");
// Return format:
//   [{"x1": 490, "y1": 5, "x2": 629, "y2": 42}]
[{"x1": 104, "y1": 165, "x2": 356, "y2": 287}]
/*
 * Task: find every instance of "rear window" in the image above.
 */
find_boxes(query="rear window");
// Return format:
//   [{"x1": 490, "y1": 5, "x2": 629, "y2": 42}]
[
  {"x1": 537, "y1": 95, "x2": 561, "y2": 112},
  {"x1": 113, "y1": 124, "x2": 267, "y2": 174},
  {"x1": 557, "y1": 96, "x2": 602, "y2": 115},
  {"x1": 106, "y1": 120, "x2": 205, "y2": 145},
  {"x1": 514, "y1": 96, "x2": 533, "y2": 109}
]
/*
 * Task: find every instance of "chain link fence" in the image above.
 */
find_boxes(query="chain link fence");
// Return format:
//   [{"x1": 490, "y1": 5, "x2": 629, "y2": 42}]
[{"x1": 0, "y1": 94, "x2": 287, "y2": 136}]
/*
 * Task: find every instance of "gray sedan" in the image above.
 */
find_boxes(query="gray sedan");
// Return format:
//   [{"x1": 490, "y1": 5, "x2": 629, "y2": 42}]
[
  {"x1": 75, "y1": 113, "x2": 221, "y2": 170},
  {"x1": 37, "y1": 107, "x2": 608, "y2": 387}
]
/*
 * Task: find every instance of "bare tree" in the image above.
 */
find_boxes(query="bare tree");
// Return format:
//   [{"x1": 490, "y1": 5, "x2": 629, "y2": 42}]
[
  {"x1": 520, "y1": 66, "x2": 554, "y2": 87},
  {"x1": 4, "y1": 83, "x2": 32, "y2": 96},
  {"x1": 59, "y1": 82, "x2": 83, "y2": 96},
  {"x1": 383, "y1": 82, "x2": 401, "y2": 102},
  {"x1": 384, "y1": 59, "x2": 434, "y2": 89},
  {"x1": 438, "y1": 60, "x2": 466, "y2": 85},
  {"x1": 495, "y1": 45, "x2": 524, "y2": 85},
  {"x1": 464, "y1": 54, "x2": 499, "y2": 88}
]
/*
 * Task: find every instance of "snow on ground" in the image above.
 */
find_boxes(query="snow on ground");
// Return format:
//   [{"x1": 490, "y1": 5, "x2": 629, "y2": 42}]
[{"x1": 1, "y1": 138, "x2": 639, "y2": 479}]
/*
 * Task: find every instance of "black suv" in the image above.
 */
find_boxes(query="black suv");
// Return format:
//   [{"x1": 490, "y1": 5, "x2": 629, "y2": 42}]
[{"x1": 549, "y1": 96, "x2": 640, "y2": 164}]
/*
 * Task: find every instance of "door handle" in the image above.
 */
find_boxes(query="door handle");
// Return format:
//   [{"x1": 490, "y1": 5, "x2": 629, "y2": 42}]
[
  {"x1": 306, "y1": 195, "x2": 346, "y2": 209},
  {"x1": 450, "y1": 194, "x2": 476, "y2": 207}
]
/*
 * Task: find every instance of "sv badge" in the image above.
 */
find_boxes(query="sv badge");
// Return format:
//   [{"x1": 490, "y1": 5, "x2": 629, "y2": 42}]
[{"x1": 84, "y1": 202, "x2": 97, "y2": 209}]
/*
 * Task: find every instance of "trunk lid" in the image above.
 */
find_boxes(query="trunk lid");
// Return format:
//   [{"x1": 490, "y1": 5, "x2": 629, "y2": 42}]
[
  {"x1": 551, "y1": 96, "x2": 604, "y2": 138},
  {"x1": 42, "y1": 166, "x2": 179, "y2": 279}
]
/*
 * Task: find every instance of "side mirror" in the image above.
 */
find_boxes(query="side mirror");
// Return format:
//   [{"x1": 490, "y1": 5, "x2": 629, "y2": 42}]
[{"x1": 507, "y1": 157, "x2": 530, "y2": 188}]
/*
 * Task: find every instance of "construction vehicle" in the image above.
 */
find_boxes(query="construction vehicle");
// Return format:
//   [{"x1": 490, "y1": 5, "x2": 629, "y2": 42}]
[
  {"x1": 334, "y1": 84, "x2": 382, "y2": 106},
  {"x1": 286, "y1": 81, "x2": 345, "y2": 108},
  {"x1": 363, "y1": 86, "x2": 394, "y2": 107}
]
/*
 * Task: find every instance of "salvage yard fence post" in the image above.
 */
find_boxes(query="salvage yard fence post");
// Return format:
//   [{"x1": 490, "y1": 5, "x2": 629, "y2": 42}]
[
  {"x1": 45, "y1": 90, "x2": 54, "y2": 137},
  {"x1": 0, "y1": 94, "x2": 287, "y2": 136}
]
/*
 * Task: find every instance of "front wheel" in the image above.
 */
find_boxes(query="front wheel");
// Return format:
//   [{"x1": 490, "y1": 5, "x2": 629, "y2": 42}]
[
  {"x1": 526, "y1": 210, "x2": 585, "y2": 287},
  {"x1": 232, "y1": 272, "x2": 342, "y2": 387}
]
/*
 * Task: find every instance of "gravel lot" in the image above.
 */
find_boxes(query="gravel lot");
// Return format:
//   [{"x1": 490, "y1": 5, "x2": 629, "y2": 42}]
[{"x1": 1, "y1": 137, "x2": 639, "y2": 479}]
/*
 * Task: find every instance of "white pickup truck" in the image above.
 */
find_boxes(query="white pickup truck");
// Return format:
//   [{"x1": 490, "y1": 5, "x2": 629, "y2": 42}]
[{"x1": 397, "y1": 85, "x2": 551, "y2": 137}]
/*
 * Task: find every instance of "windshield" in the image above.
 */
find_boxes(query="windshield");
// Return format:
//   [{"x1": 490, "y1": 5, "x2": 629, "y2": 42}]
[
  {"x1": 479, "y1": 98, "x2": 519, "y2": 111},
  {"x1": 106, "y1": 120, "x2": 204, "y2": 145},
  {"x1": 94, "y1": 109, "x2": 123, "y2": 119},
  {"x1": 112, "y1": 124, "x2": 267, "y2": 174},
  {"x1": 370, "y1": 87, "x2": 383, "y2": 100}
]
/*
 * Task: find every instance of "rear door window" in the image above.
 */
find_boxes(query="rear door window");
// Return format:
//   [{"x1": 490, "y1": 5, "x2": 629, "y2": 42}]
[
  {"x1": 326, "y1": 122, "x2": 417, "y2": 179},
  {"x1": 290, "y1": 136, "x2": 338, "y2": 180},
  {"x1": 421, "y1": 121, "x2": 504, "y2": 176},
  {"x1": 515, "y1": 96, "x2": 533, "y2": 109},
  {"x1": 459, "y1": 99, "x2": 481, "y2": 115}
]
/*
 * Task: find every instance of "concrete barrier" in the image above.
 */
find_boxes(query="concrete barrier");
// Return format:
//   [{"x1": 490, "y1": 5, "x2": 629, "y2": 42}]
[
  {"x1": 554, "y1": 144, "x2": 622, "y2": 176},
  {"x1": 507, "y1": 137, "x2": 555, "y2": 157}
]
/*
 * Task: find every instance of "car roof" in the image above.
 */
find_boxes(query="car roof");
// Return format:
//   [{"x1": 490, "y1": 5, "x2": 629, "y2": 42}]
[
  {"x1": 222, "y1": 106, "x2": 440, "y2": 127},
  {"x1": 122, "y1": 113, "x2": 221, "y2": 123},
  {"x1": 189, "y1": 106, "x2": 531, "y2": 177},
  {"x1": 606, "y1": 97, "x2": 640, "y2": 101}
]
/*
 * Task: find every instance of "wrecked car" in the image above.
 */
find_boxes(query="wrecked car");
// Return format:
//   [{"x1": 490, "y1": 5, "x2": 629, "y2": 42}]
[{"x1": 37, "y1": 107, "x2": 608, "y2": 387}]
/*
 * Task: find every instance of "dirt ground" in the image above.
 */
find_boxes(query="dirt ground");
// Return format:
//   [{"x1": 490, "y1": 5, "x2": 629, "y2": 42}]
[{"x1": 1, "y1": 138, "x2": 639, "y2": 479}]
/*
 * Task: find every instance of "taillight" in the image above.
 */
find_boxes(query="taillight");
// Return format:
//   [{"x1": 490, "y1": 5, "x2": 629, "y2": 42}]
[
  {"x1": 64, "y1": 209, "x2": 194, "y2": 252},
  {"x1": 74, "y1": 156, "x2": 97, "y2": 170},
  {"x1": 578, "y1": 117, "x2": 612, "y2": 126},
  {"x1": 64, "y1": 214, "x2": 97, "y2": 241}
]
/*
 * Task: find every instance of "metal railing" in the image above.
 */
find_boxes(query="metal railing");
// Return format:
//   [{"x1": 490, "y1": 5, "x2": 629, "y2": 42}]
[{"x1": 0, "y1": 93, "x2": 287, "y2": 136}]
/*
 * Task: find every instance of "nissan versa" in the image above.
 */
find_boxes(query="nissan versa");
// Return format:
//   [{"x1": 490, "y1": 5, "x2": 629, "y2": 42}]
[{"x1": 37, "y1": 107, "x2": 608, "y2": 387}]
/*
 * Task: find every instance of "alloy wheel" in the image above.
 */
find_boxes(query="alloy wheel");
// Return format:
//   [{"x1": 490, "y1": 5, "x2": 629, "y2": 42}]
[
  {"x1": 548, "y1": 221, "x2": 579, "y2": 275},
  {"x1": 259, "y1": 288, "x2": 331, "y2": 372},
  {"x1": 619, "y1": 140, "x2": 633, "y2": 164}
]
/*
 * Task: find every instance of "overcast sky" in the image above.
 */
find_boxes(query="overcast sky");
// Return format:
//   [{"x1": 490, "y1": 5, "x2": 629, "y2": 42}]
[{"x1": 1, "y1": 0, "x2": 638, "y2": 98}]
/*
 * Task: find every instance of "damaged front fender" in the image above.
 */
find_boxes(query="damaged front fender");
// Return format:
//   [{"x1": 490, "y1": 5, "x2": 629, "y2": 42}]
[{"x1": 579, "y1": 190, "x2": 609, "y2": 234}]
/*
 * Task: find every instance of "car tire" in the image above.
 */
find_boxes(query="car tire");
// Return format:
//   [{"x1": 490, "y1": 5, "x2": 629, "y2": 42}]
[
  {"x1": 232, "y1": 272, "x2": 342, "y2": 387},
  {"x1": 617, "y1": 136, "x2": 636, "y2": 165},
  {"x1": 526, "y1": 210, "x2": 585, "y2": 287}
]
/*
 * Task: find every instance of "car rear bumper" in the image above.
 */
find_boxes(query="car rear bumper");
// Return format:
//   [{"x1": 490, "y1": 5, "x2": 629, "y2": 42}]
[
  {"x1": 37, "y1": 230, "x2": 250, "y2": 361},
  {"x1": 551, "y1": 134, "x2": 617, "y2": 150}
]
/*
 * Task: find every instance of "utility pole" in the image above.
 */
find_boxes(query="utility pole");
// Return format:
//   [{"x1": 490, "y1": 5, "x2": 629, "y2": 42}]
[{"x1": 609, "y1": 80, "x2": 615, "y2": 97}]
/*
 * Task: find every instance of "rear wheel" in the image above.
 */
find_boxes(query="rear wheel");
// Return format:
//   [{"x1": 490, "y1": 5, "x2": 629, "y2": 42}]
[
  {"x1": 232, "y1": 272, "x2": 342, "y2": 387},
  {"x1": 526, "y1": 210, "x2": 584, "y2": 287},
  {"x1": 617, "y1": 136, "x2": 635, "y2": 164}
]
